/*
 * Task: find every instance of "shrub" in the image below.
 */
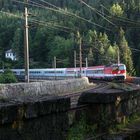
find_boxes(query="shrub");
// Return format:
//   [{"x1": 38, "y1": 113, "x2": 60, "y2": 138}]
[{"x1": 0, "y1": 69, "x2": 17, "y2": 83}]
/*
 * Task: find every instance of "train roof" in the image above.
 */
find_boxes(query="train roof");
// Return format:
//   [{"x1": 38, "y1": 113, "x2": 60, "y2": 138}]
[
  {"x1": 87, "y1": 66, "x2": 105, "y2": 70},
  {"x1": 111, "y1": 63, "x2": 125, "y2": 66},
  {"x1": 11, "y1": 68, "x2": 66, "y2": 71}
]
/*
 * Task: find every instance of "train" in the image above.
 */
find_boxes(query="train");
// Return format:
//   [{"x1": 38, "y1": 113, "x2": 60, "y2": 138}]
[{"x1": 0, "y1": 63, "x2": 126, "y2": 81}]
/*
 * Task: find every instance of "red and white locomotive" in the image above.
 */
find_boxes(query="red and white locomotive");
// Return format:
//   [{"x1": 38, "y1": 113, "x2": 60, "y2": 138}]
[{"x1": 86, "y1": 63, "x2": 126, "y2": 80}]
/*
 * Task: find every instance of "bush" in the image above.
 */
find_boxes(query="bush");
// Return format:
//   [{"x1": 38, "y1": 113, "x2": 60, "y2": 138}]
[
  {"x1": 0, "y1": 69, "x2": 17, "y2": 83},
  {"x1": 67, "y1": 116, "x2": 97, "y2": 140}
]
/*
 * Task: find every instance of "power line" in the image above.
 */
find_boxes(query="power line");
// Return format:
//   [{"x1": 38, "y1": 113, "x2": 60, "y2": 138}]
[
  {"x1": 29, "y1": 18, "x2": 73, "y2": 32},
  {"x1": 29, "y1": 19, "x2": 70, "y2": 33},
  {"x1": 100, "y1": 4, "x2": 140, "y2": 26},
  {"x1": 36, "y1": 0, "x2": 113, "y2": 31},
  {"x1": 0, "y1": 10, "x2": 24, "y2": 19},
  {"x1": 32, "y1": 0, "x2": 114, "y2": 31},
  {"x1": 28, "y1": 0, "x2": 74, "y2": 19},
  {"x1": 78, "y1": 0, "x2": 117, "y2": 28},
  {"x1": 130, "y1": 47, "x2": 140, "y2": 52},
  {"x1": 38, "y1": 0, "x2": 59, "y2": 9},
  {"x1": 0, "y1": 10, "x2": 73, "y2": 33},
  {"x1": 12, "y1": 0, "x2": 112, "y2": 31},
  {"x1": 29, "y1": 0, "x2": 112, "y2": 31},
  {"x1": 37, "y1": 0, "x2": 140, "y2": 28}
]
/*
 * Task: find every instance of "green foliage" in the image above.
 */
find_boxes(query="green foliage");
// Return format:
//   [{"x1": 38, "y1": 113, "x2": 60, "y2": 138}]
[
  {"x1": 118, "y1": 28, "x2": 135, "y2": 75},
  {"x1": 0, "y1": 69, "x2": 17, "y2": 83},
  {"x1": 11, "y1": 28, "x2": 24, "y2": 62},
  {"x1": 67, "y1": 117, "x2": 97, "y2": 140},
  {"x1": 110, "y1": 3, "x2": 124, "y2": 16},
  {"x1": 109, "y1": 113, "x2": 140, "y2": 134},
  {"x1": 0, "y1": 0, "x2": 139, "y2": 75},
  {"x1": 87, "y1": 30, "x2": 117, "y2": 65},
  {"x1": 48, "y1": 36, "x2": 74, "y2": 67}
]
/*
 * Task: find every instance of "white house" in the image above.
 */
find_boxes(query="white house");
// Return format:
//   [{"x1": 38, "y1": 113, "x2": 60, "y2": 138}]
[{"x1": 5, "y1": 49, "x2": 17, "y2": 61}]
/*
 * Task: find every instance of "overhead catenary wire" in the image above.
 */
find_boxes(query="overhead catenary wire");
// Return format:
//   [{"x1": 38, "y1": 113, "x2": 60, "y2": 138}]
[
  {"x1": 100, "y1": 4, "x2": 140, "y2": 26},
  {"x1": 12, "y1": 0, "x2": 112, "y2": 31},
  {"x1": 29, "y1": 0, "x2": 112, "y2": 31},
  {"x1": 100, "y1": 4, "x2": 140, "y2": 23},
  {"x1": 0, "y1": 10, "x2": 73, "y2": 33},
  {"x1": 78, "y1": 0, "x2": 117, "y2": 28},
  {"x1": 38, "y1": 0, "x2": 59, "y2": 9},
  {"x1": 29, "y1": 19, "x2": 71, "y2": 33},
  {"x1": 29, "y1": 18, "x2": 73, "y2": 32},
  {"x1": 129, "y1": 47, "x2": 140, "y2": 52},
  {"x1": 0, "y1": 10, "x2": 23, "y2": 19}
]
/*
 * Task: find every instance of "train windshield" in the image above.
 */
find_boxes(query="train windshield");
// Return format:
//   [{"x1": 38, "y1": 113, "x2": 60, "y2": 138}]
[
  {"x1": 119, "y1": 65, "x2": 126, "y2": 70},
  {"x1": 112, "y1": 64, "x2": 126, "y2": 70}
]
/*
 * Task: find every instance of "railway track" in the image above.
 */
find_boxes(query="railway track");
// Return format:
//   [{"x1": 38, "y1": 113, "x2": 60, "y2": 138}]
[
  {"x1": 61, "y1": 80, "x2": 138, "y2": 111},
  {"x1": 60, "y1": 81, "x2": 109, "y2": 110}
]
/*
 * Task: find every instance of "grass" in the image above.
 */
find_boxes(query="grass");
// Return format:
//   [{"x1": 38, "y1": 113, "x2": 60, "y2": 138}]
[
  {"x1": 67, "y1": 116, "x2": 97, "y2": 140},
  {"x1": 109, "y1": 113, "x2": 140, "y2": 134}
]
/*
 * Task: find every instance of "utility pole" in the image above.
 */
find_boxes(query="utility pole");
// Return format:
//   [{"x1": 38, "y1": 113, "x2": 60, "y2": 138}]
[
  {"x1": 74, "y1": 50, "x2": 77, "y2": 78},
  {"x1": 24, "y1": 0, "x2": 29, "y2": 83},
  {"x1": 117, "y1": 47, "x2": 120, "y2": 64},
  {"x1": 74, "y1": 50, "x2": 76, "y2": 69},
  {"x1": 77, "y1": 31, "x2": 82, "y2": 78},
  {"x1": 85, "y1": 57, "x2": 88, "y2": 68},
  {"x1": 54, "y1": 56, "x2": 56, "y2": 69},
  {"x1": 54, "y1": 56, "x2": 56, "y2": 80}
]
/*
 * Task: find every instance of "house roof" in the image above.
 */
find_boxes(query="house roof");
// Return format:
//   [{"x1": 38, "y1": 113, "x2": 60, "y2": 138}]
[{"x1": 5, "y1": 49, "x2": 13, "y2": 53}]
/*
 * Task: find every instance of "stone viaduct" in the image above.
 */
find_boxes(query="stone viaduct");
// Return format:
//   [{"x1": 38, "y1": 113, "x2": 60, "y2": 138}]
[{"x1": 0, "y1": 77, "x2": 140, "y2": 140}]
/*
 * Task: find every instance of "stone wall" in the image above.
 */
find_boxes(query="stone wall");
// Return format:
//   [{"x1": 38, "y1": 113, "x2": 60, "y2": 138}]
[
  {"x1": 0, "y1": 77, "x2": 93, "y2": 140},
  {"x1": 0, "y1": 77, "x2": 92, "y2": 99},
  {"x1": 0, "y1": 95, "x2": 70, "y2": 140},
  {"x1": 78, "y1": 83, "x2": 140, "y2": 131}
]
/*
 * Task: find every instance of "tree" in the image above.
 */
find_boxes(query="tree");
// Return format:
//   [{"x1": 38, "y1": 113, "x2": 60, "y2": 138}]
[
  {"x1": 0, "y1": 0, "x2": 139, "y2": 76},
  {"x1": 106, "y1": 45, "x2": 116, "y2": 64},
  {"x1": 48, "y1": 36, "x2": 74, "y2": 67},
  {"x1": 11, "y1": 28, "x2": 23, "y2": 61},
  {"x1": 87, "y1": 48, "x2": 94, "y2": 66},
  {"x1": 118, "y1": 28, "x2": 135, "y2": 75},
  {"x1": 110, "y1": 3, "x2": 124, "y2": 16}
]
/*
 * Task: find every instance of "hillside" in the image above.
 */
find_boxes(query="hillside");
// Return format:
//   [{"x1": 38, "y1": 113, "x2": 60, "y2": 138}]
[{"x1": 0, "y1": 0, "x2": 140, "y2": 75}]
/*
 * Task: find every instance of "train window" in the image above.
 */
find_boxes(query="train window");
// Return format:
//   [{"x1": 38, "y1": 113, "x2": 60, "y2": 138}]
[
  {"x1": 67, "y1": 71, "x2": 75, "y2": 74},
  {"x1": 87, "y1": 69, "x2": 104, "y2": 74},
  {"x1": 45, "y1": 71, "x2": 50, "y2": 73},
  {"x1": 30, "y1": 71, "x2": 41, "y2": 74},
  {"x1": 20, "y1": 71, "x2": 25, "y2": 74},
  {"x1": 97, "y1": 70, "x2": 104, "y2": 74},
  {"x1": 46, "y1": 71, "x2": 52, "y2": 73},
  {"x1": 56, "y1": 71, "x2": 63, "y2": 73},
  {"x1": 119, "y1": 65, "x2": 125, "y2": 70},
  {"x1": 86, "y1": 70, "x2": 94, "y2": 74},
  {"x1": 45, "y1": 71, "x2": 63, "y2": 74},
  {"x1": 12, "y1": 71, "x2": 17, "y2": 74},
  {"x1": 112, "y1": 66, "x2": 119, "y2": 71}
]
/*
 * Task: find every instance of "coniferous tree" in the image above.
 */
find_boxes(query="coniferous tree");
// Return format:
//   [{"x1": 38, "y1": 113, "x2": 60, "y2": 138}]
[
  {"x1": 110, "y1": 3, "x2": 124, "y2": 16},
  {"x1": 0, "y1": 0, "x2": 139, "y2": 75},
  {"x1": 118, "y1": 28, "x2": 135, "y2": 75},
  {"x1": 11, "y1": 28, "x2": 23, "y2": 61}
]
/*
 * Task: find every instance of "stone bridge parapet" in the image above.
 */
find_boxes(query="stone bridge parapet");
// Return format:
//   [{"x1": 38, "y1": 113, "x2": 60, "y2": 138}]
[
  {"x1": 0, "y1": 95, "x2": 70, "y2": 140},
  {"x1": 78, "y1": 83, "x2": 140, "y2": 131}
]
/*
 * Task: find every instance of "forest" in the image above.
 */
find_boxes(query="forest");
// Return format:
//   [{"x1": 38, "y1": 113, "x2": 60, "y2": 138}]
[{"x1": 0, "y1": 0, "x2": 140, "y2": 75}]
